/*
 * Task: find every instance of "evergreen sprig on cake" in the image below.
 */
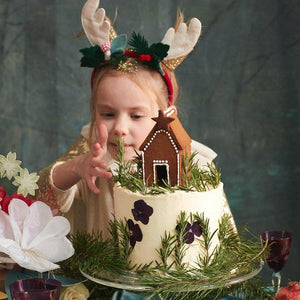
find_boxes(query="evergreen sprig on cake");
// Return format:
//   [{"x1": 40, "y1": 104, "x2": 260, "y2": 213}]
[
  {"x1": 58, "y1": 215, "x2": 269, "y2": 300},
  {"x1": 114, "y1": 138, "x2": 221, "y2": 194}
]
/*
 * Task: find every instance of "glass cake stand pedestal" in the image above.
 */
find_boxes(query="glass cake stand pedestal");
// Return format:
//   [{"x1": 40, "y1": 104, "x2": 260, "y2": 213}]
[{"x1": 80, "y1": 260, "x2": 263, "y2": 298}]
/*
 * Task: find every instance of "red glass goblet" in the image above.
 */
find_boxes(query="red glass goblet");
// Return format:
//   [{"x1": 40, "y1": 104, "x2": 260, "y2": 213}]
[
  {"x1": 9, "y1": 278, "x2": 61, "y2": 300},
  {"x1": 260, "y1": 230, "x2": 292, "y2": 292}
]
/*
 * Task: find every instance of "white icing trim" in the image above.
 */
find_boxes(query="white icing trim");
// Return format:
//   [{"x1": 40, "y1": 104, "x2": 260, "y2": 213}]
[
  {"x1": 141, "y1": 151, "x2": 145, "y2": 183},
  {"x1": 153, "y1": 161, "x2": 170, "y2": 185},
  {"x1": 164, "y1": 106, "x2": 176, "y2": 117},
  {"x1": 176, "y1": 153, "x2": 180, "y2": 185},
  {"x1": 142, "y1": 129, "x2": 179, "y2": 153}
]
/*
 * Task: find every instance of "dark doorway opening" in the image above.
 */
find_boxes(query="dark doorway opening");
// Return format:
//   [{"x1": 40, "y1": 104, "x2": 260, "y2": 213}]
[{"x1": 156, "y1": 165, "x2": 168, "y2": 186}]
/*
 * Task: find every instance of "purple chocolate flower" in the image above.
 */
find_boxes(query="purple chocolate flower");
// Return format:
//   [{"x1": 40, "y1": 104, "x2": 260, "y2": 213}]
[
  {"x1": 176, "y1": 221, "x2": 202, "y2": 244},
  {"x1": 127, "y1": 219, "x2": 143, "y2": 247},
  {"x1": 131, "y1": 199, "x2": 153, "y2": 225}
]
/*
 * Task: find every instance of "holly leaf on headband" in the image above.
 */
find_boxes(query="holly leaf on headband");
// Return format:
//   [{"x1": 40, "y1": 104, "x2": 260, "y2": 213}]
[
  {"x1": 150, "y1": 43, "x2": 169, "y2": 61},
  {"x1": 80, "y1": 45, "x2": 105, "y2": 68},
  {"x1": 144, "y1": 43, "x2": 169, "y2": 72},
  {"x1": 128, "y1": 32, "x2": 149, "y2": 54}
]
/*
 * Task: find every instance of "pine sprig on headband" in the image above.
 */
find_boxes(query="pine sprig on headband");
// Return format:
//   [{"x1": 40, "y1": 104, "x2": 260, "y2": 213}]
[
  {"x1": 128, "y1": 32, "x2": 149, "y2": 54},
  {"x1": 128, "y1": 32, "x2": 169, "y2": 73}
]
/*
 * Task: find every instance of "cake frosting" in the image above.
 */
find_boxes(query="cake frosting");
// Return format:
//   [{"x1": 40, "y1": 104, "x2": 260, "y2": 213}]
[
  {"x1": 112, "y1": 108, "x2": 236, "y2": 269},
  {"x1": 113, "y1": 182, "x2": 236, "y2": 269}
]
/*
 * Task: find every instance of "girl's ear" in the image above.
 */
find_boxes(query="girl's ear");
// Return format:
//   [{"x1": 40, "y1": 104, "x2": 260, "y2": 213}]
[{"x1": 164, "y1": 105, "x2": 177, "y2": 117}]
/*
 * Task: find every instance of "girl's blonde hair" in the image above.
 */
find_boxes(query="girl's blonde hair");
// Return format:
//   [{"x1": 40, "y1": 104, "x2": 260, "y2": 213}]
[
  {"x1": 88, "y1": 61, "x2": 178, "y2": 144},
  {"x1": 86, "y1": 11, "x2": 190, "y2": 144}
]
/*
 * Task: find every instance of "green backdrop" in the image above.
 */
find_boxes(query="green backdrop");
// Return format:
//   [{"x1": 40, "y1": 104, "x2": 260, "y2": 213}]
[{"x1": 0, "y1": 0, "x2": 299, "y2": 285}]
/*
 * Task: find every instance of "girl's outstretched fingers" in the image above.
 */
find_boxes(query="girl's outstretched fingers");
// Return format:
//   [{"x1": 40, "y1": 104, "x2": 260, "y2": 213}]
[
  {"x1": 97, "y1": 123, "x2": 108, "y2": 152},
  {"x1": 86, "y1": 123, "x2": 112, "y2": 193}
]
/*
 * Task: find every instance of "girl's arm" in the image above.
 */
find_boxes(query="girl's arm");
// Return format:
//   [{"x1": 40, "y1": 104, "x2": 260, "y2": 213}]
[
  {"x1": 35, "y1": 136, "x2": 89, "y2": 214},
  {"x1": 35, "y1": 124, "x2": 112, "y2": 214},
  {"x1": 52, "y1": 123, "x2": 112, "y2": 194}
]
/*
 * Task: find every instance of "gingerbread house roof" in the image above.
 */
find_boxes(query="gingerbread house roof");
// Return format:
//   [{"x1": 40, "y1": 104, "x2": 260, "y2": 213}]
[{"x1": 139, "y1": 110, "x2": 191, "y2": 151}]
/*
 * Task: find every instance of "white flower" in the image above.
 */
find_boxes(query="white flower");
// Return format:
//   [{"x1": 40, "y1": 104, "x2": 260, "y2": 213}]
[
  {"x1": 0, "y1": 199, "x2": 74, "y2": 273},
  {"x1": 59, "y1": 283, "x2": 90, "y2": 300},
  {"x1": 13, "y1": 168, "x2": 39, "y2": 197},
  {"x1": 0, "y1": 152, "x2": 39, "y2": 197},
  {"x1": 0, "y1": 152, "x2": 21, "y2": 180}
]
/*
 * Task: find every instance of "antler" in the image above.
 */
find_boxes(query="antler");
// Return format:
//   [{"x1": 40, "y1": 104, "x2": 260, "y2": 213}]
[
  {"x1": 81, "y1": 0, "x2": 111, "y2": 47},
  {"x1": 161, "y1": 18, "x2": 201, "y2": 70}
]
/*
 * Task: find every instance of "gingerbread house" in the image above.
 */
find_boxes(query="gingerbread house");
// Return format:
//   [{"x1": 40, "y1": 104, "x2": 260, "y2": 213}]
[{"x1": 139, "y1": 109, "x2": 191, "y2": 187}]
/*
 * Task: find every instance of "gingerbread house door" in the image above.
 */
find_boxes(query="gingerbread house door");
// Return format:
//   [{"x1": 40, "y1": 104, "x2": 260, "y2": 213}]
[{"x1": 153, "y1": 161, "x2": 170, "y2": 186}]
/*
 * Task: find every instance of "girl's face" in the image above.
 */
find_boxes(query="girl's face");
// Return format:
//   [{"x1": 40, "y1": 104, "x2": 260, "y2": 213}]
[{"x1": 95, "y1": 74, "x2": 160, "y2": 161}]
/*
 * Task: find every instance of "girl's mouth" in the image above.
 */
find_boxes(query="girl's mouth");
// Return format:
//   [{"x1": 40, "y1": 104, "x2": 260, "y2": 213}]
[{"x1": 109, "y1": 142, "x2": 132, "y2": 149}]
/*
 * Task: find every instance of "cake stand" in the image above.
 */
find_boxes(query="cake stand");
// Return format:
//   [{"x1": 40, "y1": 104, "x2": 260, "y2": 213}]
[{"x1": 80, "y1": 260, "x2": 263, "y2": 296}]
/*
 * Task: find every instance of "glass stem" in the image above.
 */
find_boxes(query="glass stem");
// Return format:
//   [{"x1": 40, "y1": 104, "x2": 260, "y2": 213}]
[{"x1": 272, "y1": 272, "x2": 281, "y2": 292}]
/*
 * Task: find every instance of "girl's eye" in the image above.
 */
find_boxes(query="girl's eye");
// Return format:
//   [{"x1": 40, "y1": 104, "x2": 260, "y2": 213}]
[
  {"x1": 101, "y1": 112, "x2": 114, "y2": 118},
  {"x1": 131, "y1": 114, "x2": 143, "y2": 119}
]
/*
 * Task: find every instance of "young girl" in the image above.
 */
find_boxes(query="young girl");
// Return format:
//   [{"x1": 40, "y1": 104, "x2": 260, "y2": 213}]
[{"x1": 36, "y1": 0, "x2": 217, "y2": 239}]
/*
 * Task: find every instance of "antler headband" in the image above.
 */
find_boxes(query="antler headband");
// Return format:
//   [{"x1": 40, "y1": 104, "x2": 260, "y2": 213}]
[{"x1": 80, "y1": 0, "x2": 202, "y2": 106}]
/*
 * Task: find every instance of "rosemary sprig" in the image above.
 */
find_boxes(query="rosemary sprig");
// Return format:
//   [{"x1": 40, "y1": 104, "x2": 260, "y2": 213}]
[
  {"x1": 60, "y1": 213, "x2": 268, "y2": 299},
  {"x1": 172, "y1": 212, "x2": 189, "y2": 270},
  {"x1": 114, "y1": 138, "x2": 221, "y2": 194},
  {"x1": 109, "y1": 218, "x2": 133, "y2": 264},
  {"x1": 155, "y1": 232, "x2": 176, "y2": 271},
  {"x1": 194, "y1": 213, "x2": 217, "y2": 270}
]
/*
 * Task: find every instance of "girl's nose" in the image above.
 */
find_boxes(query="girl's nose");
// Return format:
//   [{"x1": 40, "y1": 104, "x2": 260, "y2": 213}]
[{"x1": 114, "y1": 116, "x2": 129, "y2": 137}]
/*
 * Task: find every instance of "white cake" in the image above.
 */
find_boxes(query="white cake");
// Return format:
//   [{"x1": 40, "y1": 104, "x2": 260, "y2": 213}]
[
  {"x1": 112, "y1": 109, "x2": 237, "y2": 269},
  {"x1": 113, "y1": 182, "x2": 236, "y2": 269}
]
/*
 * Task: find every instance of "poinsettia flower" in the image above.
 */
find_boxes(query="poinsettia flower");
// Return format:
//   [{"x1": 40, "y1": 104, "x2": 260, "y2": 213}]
[
  {"x1": 12, "y1": 168, "x2": 39, "y2": 197},
  {"x1": 0, "y1": 152, "x2": 21, "y2": 180},
  {"x1": 0, "y1": 189, "x2": 35, "y2": 214},
  {"x1": 131, "y1": 199, "x2": 153, "y2": 225},
  {"x1": 127, "y1": 219, "x2": 142, "y2": 247},
  {"x1": 0, "y1": 198, "x2": 74, "y2": 272},
  {"x1": 0, "y1": 186, "x2": 7, "y2": 201}
]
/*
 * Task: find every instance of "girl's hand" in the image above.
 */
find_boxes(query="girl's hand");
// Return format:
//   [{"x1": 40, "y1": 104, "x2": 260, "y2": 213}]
[{"x1": 76, "y1": 123, "x2": 112, "y2": 193}]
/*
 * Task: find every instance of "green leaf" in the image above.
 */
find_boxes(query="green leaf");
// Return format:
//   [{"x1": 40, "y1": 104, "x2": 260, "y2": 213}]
[
  {"x1": 80, "y1": 46, "x2": 104, "y2": 68},
  {"x1": 111, "y1": 34, "x2": 127, "y2": 56},
  {"x1": 128, "y1": 32, "x2": 149, "y2": 54},
  {"x1": 149, "y1": 43, "x2": 169, "y2": 61}
]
